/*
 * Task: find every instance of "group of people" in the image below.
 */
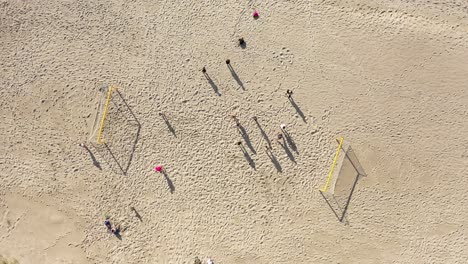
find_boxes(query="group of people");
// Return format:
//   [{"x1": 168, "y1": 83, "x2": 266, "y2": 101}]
[
  {"x1": 232, "y1": 90, "x2": 293, "y2": 148},
  {"x1": 96, "y1": 11, "x2": 285, "y2": 262},
  {"x1": 104, "y1": 219, "x2": 120, "y2": 236},
  {"x1": 201, "y1": 37, "x2": 247, "y2": 75}
]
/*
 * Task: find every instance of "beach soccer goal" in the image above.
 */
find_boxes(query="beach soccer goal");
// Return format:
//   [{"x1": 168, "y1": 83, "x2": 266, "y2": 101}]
[
  {"x1": 319, "y1": 137, "x2": 366, "y2": 222},
  {"x1": 320, "y1": 137, "x2": 366, "y2": 194},
  {"x1": 87, "y1": 84, "x2": 141, "y2": 175},
  {"x1": 88, "y1": 84, "x2": 115, "y2": 144}
]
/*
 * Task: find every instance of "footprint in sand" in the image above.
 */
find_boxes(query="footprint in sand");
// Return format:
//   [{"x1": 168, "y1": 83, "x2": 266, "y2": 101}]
[{"x1": 272, "y1": 47, "x2": 294, "y2": 65}]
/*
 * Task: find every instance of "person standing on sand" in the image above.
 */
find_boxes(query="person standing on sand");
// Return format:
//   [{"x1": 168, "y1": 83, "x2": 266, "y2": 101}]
[
  {"x1": 286, "y1": 89, "x2": 293, "y2": 98},
  {"x1": 207, "y1": 258, "x2": 214, "y2": 264},
  {"x1": 277, "y1": 133, "x2": 283, "y2": 143},
  {"x1": 230, "y1": 114, "x2": 240, "y2": 126},
  {"x1": 104, "y1": 219, "x2": 112, "y2": 232},
  {"x1": 79, "y1": 143, "x2": 88, "y2": 150}
]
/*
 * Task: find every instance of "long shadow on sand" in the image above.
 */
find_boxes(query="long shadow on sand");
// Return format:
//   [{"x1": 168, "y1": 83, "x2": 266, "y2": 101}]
[
  {"x1": 227, "y1": 64, "x2": 245, "y2": 90},
  {"x1": 83, "y1": 145, "x2": 102, "y2": 170},
  {"x1": 159, "y1": 112, "x2": 176, "y2": 137},
  {"x1": 130, "y1": 207, "x2": 143, "y2": 222},
  {"x1": 266, "y1": 149, "x2": 282, "y2": 172},
  {"x1": 237, "y1": 124, "x2": 256, "y2": 154},
  {"x1": 204, "y1": 72, "x2": 221, "y2": 96},
  {"x1": 282, "y1": 129, "x2": 298, "y2": 154},
  {"x1": 239, "y1": 144, "x2": 256, "y2": 170},
  {"x1": 162, "y1": 170, "x2": 175, "y2": 194},
  {"x1": 279, "y1": 140, "x2": 296, "y2": 164},
  {"x1": 288, "y1": 96, "x2": 306, "y2": 123},
  {"x1": 254, "y1": 118, "x2": 272, "y2": 149}
]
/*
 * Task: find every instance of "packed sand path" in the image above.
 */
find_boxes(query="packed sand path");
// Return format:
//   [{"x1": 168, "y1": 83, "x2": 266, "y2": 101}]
[{"x1": 1, "y1": 0, "x2": 468, "y2": 263}]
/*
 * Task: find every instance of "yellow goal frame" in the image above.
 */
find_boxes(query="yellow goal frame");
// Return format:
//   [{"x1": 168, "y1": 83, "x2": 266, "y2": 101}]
[
  {"x1": 96, "y1": 85, "x2": 114, "y2": 144},
  {"x1": 320, "y1": 137, "x2": 344, "y2": 192}
]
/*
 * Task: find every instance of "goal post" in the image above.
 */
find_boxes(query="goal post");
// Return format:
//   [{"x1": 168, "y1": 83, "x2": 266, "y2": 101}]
[
  {"x1": 88, "y1": 84, "x2": 115, "y2": 145},
  {"x1": 320, "y1": 137, "x2": 344, "y2": 193},
  {"x1": 97, "y1": 85, "x2": 114, "y2": 144}
]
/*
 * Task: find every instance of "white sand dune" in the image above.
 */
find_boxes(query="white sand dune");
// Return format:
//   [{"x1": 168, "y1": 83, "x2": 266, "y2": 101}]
[{"x1": 1, "y1": 0, "x2": 468, "y2": 263}]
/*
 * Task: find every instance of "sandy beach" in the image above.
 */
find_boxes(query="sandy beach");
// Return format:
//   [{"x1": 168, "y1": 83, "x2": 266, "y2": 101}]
[{"x1": 1, "y1": 0, "x2": 468, "y2": 263}]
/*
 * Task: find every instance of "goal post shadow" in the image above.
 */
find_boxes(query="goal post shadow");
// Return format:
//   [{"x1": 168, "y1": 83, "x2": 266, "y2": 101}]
[
  {"x1": 319, "y1": 138, "x2": 366, "y2": 224},
  {"x1": 88, "y1": 85, "x2": 141, "y2": 175}
]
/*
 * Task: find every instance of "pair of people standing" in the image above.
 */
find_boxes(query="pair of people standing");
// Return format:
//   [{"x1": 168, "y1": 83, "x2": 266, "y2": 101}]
[{"x1": 104, "y1": 219, "x2": 120, "y2": 235}]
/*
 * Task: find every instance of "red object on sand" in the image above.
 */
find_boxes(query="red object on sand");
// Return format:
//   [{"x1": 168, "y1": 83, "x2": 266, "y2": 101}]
[
  {"x1": 253, "y1": 10, "x2": 259, "y2": 19},
  {"x1": 155, "y1": 165, "x2": 163, "y2": 172}
]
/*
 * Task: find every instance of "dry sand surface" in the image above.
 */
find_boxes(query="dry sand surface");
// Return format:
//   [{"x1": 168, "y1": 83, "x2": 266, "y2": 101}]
[{"x1": 1, "y1": 0, "x2": 468, "y2": 263}]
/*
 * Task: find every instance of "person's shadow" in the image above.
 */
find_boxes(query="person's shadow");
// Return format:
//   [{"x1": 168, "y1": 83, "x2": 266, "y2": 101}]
[
  {"x1": 288, "y1": 96, "x2": 306, "y2": 123},
  {"x1": 159, "y1": 112, "x2": 176, "y2": 137},
  {"x1": 84, "y1": 146, "x2": 101, "y2": 170},
  {"x1": 239, "y1": 144, "x2": 256, "y2": 170},
  {"x1": 112, "y1": 225, "x2": 126, "y2": 240},
  {"x1": 114, "y1": 231, "x2": 122, "y2": 240},
  {"x1": 253, "y1": 118, "x2": 272, "y2": 149},
  {"x1": 282, "y1": 130, "x2": 298, "y2": 154},
  {"x1": 237, "y1": 124, "x2": 256, "y2": 154},
  {"x1": 162, "y1": 170, "x2": 175, "y2": 193},
  {"x1": 204, "y1": 72, "x2": 221, "y2": 96},
  {"x1": 279, "y1": 140, "x2": 296, "y2": 164},
  {"x1": 266, "y1": 149, "x2": 282, "y2": 172},
  {"x1": 130, "y1": 207, "x2": 143, "y2": 222},
  {"x1": 227, "y1": 64, "x2": 245, "y2": 90}
]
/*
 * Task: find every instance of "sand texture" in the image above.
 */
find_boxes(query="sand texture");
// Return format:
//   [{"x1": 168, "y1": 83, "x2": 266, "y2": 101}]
[{"x1": 1, "y1": 0, "x2": 468, "y2": 263}]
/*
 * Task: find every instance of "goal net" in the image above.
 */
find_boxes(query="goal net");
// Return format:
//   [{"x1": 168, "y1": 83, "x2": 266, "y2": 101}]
[
  {"x1": 320, "y1": 137, "x2": 366, "y2": 222},
  {"x1": 87, "y1": 84, "x2": 141, "y2": 175},
  {"x1": 320, "y1": 138, "x2": 366, "y2": 194}
]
